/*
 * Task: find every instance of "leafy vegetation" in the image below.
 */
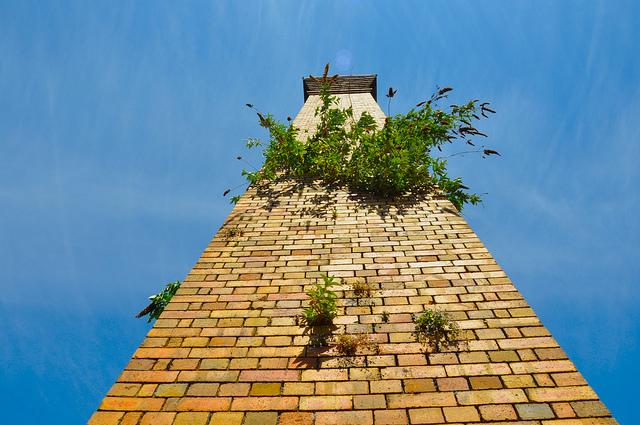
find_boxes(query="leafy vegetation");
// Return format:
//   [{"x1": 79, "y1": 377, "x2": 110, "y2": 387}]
[
  {"x1": 300, "y1": 274, "x2": 339, "y2": 326},
  {"x1": 135, "y1": 281, "x2": 181, "y2": 323},
  {"x1": 412, "y1": 308, "x2": 461, "y2": 353},
  {"x1": 231, "y1": 64, "x2": 498, "y2": 211}
]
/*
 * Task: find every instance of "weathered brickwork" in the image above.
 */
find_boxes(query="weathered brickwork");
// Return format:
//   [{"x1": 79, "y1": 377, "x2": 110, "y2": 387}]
[{"x1": 91, "y1": 81, "x2": 616, "y2": 424}]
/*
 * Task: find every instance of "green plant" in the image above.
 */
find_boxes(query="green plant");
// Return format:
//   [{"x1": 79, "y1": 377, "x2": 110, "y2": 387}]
[
  {"x1": 135, "y1": 280, "x2": 182, "y2": 323},
  {"x1": 333, "y1": 333, "x2": 376, "y2": 357},
  {"x1": 237, "y1": 64, "x2": 498, "y2": 211},
  {"x1": 412, "y1": 309, "x2": 461, "y2": 353},
  {"x1": 351, "y1": 279, "x2": 372, "y2": 299},
  {"x1": 300, "y1": 274, "x2": 339, "y2": 326},
  {"x1": 220, "y1": 225, "x2": 244, "y2": 240},
  {"x1": 381, "y1": 311, "x2": 390, "y2": 323}
]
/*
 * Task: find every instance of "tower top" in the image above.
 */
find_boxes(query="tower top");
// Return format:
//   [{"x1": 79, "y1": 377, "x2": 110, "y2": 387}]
[{"x1": 303, "y1": 74, "x2": 377, "y2": 101}]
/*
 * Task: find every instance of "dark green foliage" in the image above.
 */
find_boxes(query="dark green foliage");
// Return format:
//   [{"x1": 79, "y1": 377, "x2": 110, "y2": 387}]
[
  {"x1": 412, "y1": 309, "x2": 461, "y2": 353},
  {"x1": 240, "y1": 70, "x2": 496, "y2": 210},
  {"x1": 300, "y1": 274, "x2": 338, "y2": 326},
  {"x1": 136, "y1": 281, "x2": 181, "y2": 323}
]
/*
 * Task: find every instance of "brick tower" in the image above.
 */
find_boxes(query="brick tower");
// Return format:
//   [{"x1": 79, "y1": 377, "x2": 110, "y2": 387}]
[{"x1": 90, "y1": 75, "x2": 617, "y2": 424}]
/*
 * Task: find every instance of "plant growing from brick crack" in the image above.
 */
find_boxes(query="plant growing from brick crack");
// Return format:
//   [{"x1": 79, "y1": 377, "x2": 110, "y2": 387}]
[
  {"x1": 412, "y1": 308, "x2": 461, "y2": 353},
  {"x1": 220, "y1": 224, "x2": 244, "y2": 241},
  {"x1": 135, "y1": 280, "x2": 182, "y2": 323},
  {"x1": 300, "y1": 274, "x2": 339, "y2": 327},
  {"x1": 381, "y1": 311, "x2": 390, "y2": 323},
  {"x1": 351, "y1": 279, "x2": 372, "y2": 298},
  {"x1": 333, "y1": 333, "x2": 378, "y2": 358},
  {"x1": 350, "y1": 279, "x2": 373, "y2": 306},
  {"x1": 227, "y1": 63, "x2": 499, "y2": 211}
]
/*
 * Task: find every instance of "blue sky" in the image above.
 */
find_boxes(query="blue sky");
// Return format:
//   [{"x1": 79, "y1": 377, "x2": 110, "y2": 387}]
[{"x1": 1, "y1": 1, "x2": 638, "y2": 423}]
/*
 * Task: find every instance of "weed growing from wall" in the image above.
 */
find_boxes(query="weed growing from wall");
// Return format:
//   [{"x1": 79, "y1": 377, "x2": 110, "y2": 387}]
[
  {"x1": 333, "y1": 333, "x2": 378, "y2": 357},
  {"x1": 220, "y1": 225, "x2": 244, "y2": 241},
  {"x1": 135, "y1": 281, "x2": 182, "y2": 323},
  {"x1": 412, "y1": 308, "x2": 461, "y2": 353},
  {"x1": 300, "y1": 274, "x2": 339, "y2": 326}
]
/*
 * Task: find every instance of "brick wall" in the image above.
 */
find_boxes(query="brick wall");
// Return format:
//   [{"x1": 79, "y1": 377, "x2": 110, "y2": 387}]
[{"x1": 90, "y1": 89, "x2": 616, "y2": 425}]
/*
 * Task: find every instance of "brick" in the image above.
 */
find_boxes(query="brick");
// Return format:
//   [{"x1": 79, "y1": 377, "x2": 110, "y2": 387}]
[
  {"x1": 279, "y1": 412, "x2": 314, "y2": 425},
  {"x1": 397, "y1": 354, "x2": 428, "y2": 366},
  {"x1": 187, "y1": 383, "x2": 220, "y2": 396},
  {"x1": 516, "y1": 403, "x2": 555, "y2": 419},
  {"x1": 469, "y1": 376, "x2": 503, "y2": 389},
  {"x1": 436, "y1": 377, "x2": 469, "y2": 391},
  {"x1": 140, "y1": 412, "x2": 175, "y2": 425},
  {"x1": 209, "y1": 412, "x2": 244, "y2": 425},
  {"x1": 498, "y1": 337, "x2": 558, "y2": 350},
  {"x1": 342, "y1": 362, "x2": 378, "y2": 377},
  {"x1": 87, "y1": 412, "x2": 124, "y2": 425},
  {"x1": 155, "y1": 383, "x2": 187, "y2": 397},
  {"x1": 133, "y1": 347, "x2": 191, "y2": 359},
  {"x1": 445, "y1": 363, "x2": 510, "y2": 376},
  {"x1": 250, "y1": 383, "x2": 281, "y2": 396},
  {"x1": 244, "y1": 412, "x2": 278, "y2": 425},
  {"x1": 316, "y1": 410, "x2": 374, "y2": 425},
  {"x1": 456, "y1": 389, "x2": 527, "y2": 405},
  {"x1": 354, "y1": 394, "x2": 386, "y2": 409},
  {"x1": 408, "y1": 408, "x2": 445, "y2": 424},
  {"x1": 216, "y1": 383, "x2": 249, "y2": 396},
  {"x1": 136, "y1": 384, "x2": 158, "y2": 397},
  {"x1": 240, "y1": 370, "x2": 300, "y2": 382},
  {"x1": 300, "y1": 395, "x2": 352, "y2": 410},
  {"x1": 374, "y1": 409, "x2": 408, "y2": 424},
  {"x1": 107, "y1": 383, "x2": 140, "y2": 397},
  {"x1": 316, "y1": 381, "x2": 369, "y2": 395},
  {"x1": 120, "y1": 412, "x2": 142, "y2": 425},
  {"x1": 283, "y1": 382, "x2": 315, "y2": 395},
  {"x1": 230, "y1": 396, "x2": 298, "y2": 411},
  {"x1": 370, "y1": 380, "x2": 402, "y2": 393},
  {"x1": 99, "y1": 397, "x2": 164, "y2": 411},
  {"x1": 553, "y1": 402, "x2": 577, "y2": 418},
  {"x1": 503, "y1": 374, "x2": 536, "y2": 388},
  {"x1": 118, "y1": 370, "x2": 178, "y2": 383},
  {"x1": 443, "y1": 406, "x2": 480, "y2": 422},
  {"x1": 381, "y1": 366, "x2": 445, "y2": 379},
  {"x1": 511, "y1": 360, "x2": 576, "y2": 374},
  {"x1": 571, "y1": 401, "x2": 611, "y2": 417},
  {"x1": 479, "y1": 404, "x2": 517, "y2": 421},
  {"x1": 404, "y1": 378, "x2": 436, "y2": 393},
  {"x1": 489, "y1": 350, "x2": 519, "y2": 362},
  {"x1": 527, "y1": 386, "x2": 598, "y2": 402},
  {"x1": 174, "y1": 397, "x2": 231, "y2": 411},
  {"x1": 174, "y1": 412, "x2": 209, "y2": 425},
  {"x1": 387, "y1": 392, "x2": 456, "y2": 408},
  {"x1": 553, "y1": 372, "x2": 588, "y2": 387},
  {"x1": 301, "y1": 369, "x2": 348, "y2": 381}
]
